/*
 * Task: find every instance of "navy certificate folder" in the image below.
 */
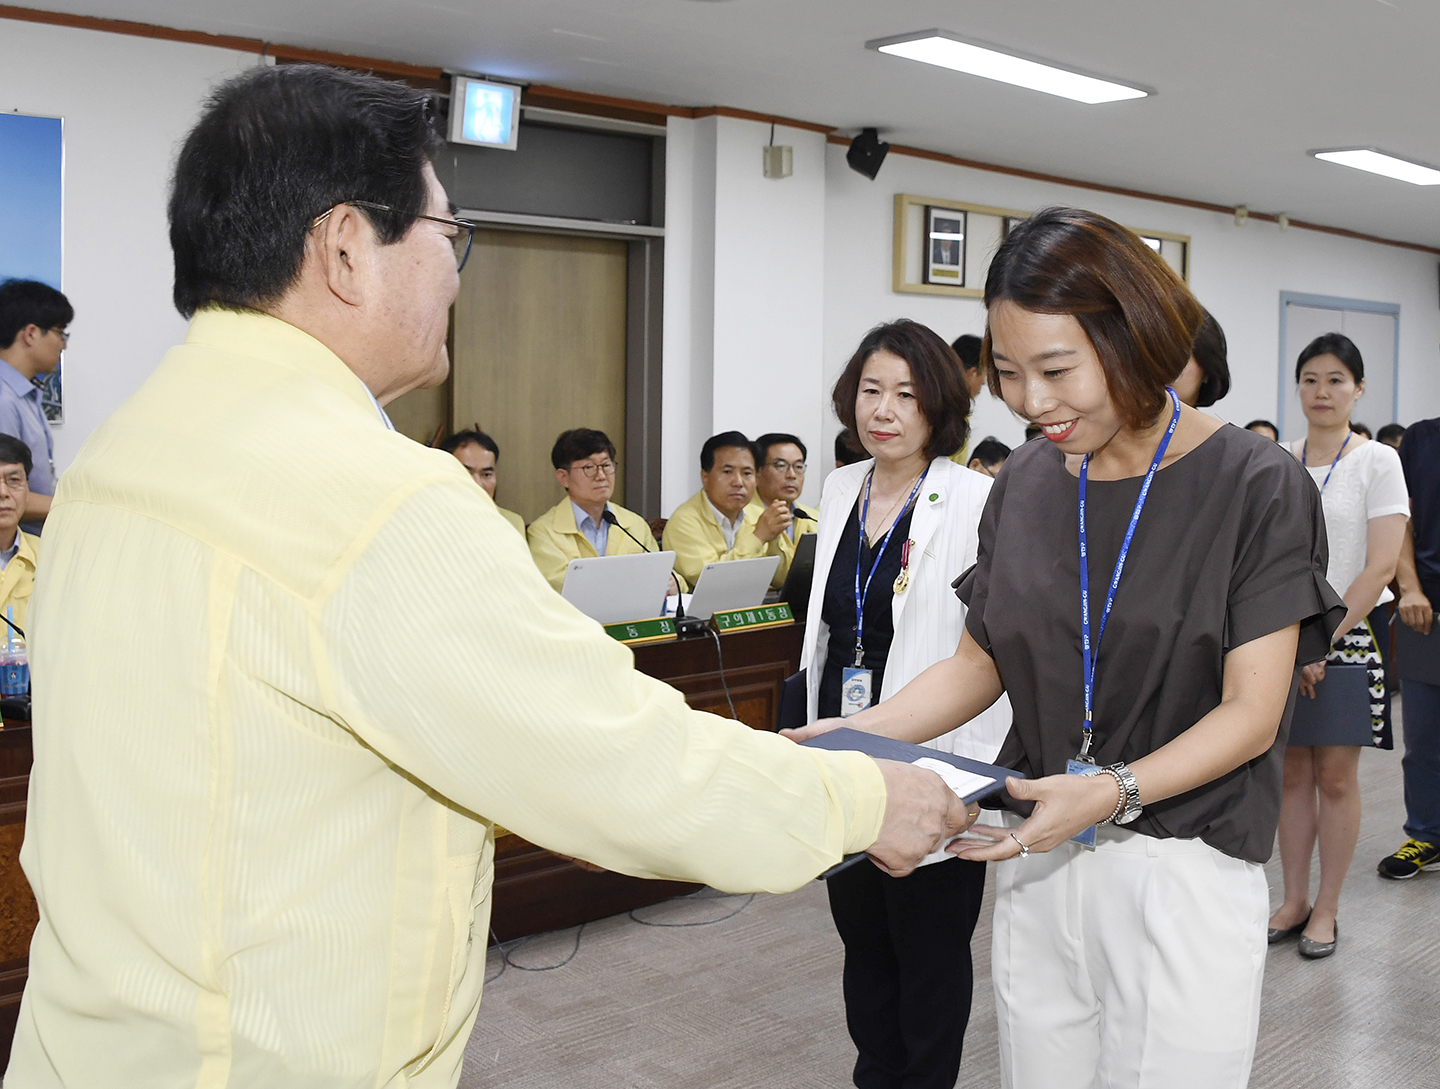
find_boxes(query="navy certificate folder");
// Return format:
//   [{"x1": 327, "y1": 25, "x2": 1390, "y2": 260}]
[
  {"x1": 800, "y1": 727, "x2": 1023, "y2": 804},
  {"x1": 1396, "y1": 617, "x2": 1440, "y2": 685}
]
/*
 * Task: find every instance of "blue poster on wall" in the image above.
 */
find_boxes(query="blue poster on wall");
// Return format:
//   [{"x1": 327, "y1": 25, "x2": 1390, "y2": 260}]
[{"x1": 0, "y1": 112, "x2": 64, "y2": 423}]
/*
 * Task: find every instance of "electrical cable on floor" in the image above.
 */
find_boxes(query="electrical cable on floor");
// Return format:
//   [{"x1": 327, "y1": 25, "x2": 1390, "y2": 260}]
[
  {"x1": 487, "y1": 922, "x2": 586, "y2": 982},
  {"x1": 628, "y1": 887, "x2": 755, "y2": 928},
  {"x1": 706, "y1": 625, "x2": 741, "y2": 721}
]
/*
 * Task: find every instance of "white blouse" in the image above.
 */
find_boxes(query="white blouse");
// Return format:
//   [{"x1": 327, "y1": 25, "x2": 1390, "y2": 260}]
[{"x1": 1289, "y1": 438, "x2": 1409, "y2": 605}]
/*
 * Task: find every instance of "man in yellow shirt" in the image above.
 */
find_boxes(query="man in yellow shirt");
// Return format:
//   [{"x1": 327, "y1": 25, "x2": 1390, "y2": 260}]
[
  {"x1": 748, "y1": 432, "x2": 818, "y2": 590},
  {"x1": 0, "y1": 433, "x2": 37, "y2": 632},
  {"x1": 662, "y1": 431, "x2": 792, "y2": 589},
  {"x1": 439, "y1": 428, "x2": 525, "y2": 535},
  {"x1": 12, "y1": 64, "x2": 970, "y2": 1088},
  {"x1": 527, "y1": 428, "x2": 679, "y2": 592}
]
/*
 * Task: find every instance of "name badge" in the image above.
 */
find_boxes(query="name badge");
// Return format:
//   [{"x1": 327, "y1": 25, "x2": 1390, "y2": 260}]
[
  {"x1": 840, "y1": 667, "x2": 873, "y2": 717},
  {"x1": 1066, "y1": 758, "x2": 1099, "y2": 849}
]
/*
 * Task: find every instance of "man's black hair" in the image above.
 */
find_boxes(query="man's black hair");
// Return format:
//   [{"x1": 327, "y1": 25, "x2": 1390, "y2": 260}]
[
  {"x1": 950, "y1": 333, "x2": 982, "y2": 371},
  {"x1": 701, "y1": 431, "x2": 752, "y2": 472},
  {"x1": 753, "y1": 432, "x2": 807, "y2": 466},
  {"x1": 551, "y1": 428, "x2": 616, "y2": 470},
  {"x1": 1377, "y1": 423, "x2": 1407, "y2": 446},
  {"x1": 439, "y1": 429, "x2": 499, "y2": 458},
  {"x1": 969, "y1": 436, "x2": 1011, "y2": 468},
  {"x1": 834, "y1": 429, "x2": 867, "y2": 466},
  {"x1": 169, "y1": 64, "x2": 444, "y2": 318},
  {"x1": 0, "y1": 434, "x2": 33, "y2": 476},
  {"x1": 0, "y1": 280, "x2": 73, "y2": 350}
]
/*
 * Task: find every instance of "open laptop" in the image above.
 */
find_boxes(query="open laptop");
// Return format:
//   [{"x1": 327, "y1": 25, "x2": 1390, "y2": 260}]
[
  {"x1": 686, "y1": 555, "x2": 781, "y2": 621},
  {"x1": 560, "y1": 550, "x2": 677, "y2": 625}
]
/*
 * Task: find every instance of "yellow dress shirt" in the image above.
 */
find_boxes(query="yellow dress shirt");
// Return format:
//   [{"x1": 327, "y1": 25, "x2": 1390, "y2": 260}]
[
  {"x1": 527, "y1": 498, "x2": 666, "y2": 592},
  {"x1": 496, "y1": 506, "x2": 525, "y2": 537},
  {"x1": 0, "y1": 528, "x2": 37, "y2": 633},
  {"x1": 660, "y1": 490, "x2": 772, "y2": 589},
  {"x1": 743, "y1": 497, "x2": 818, "y2": 590},
  {"x1": 12, "y1": 310, "x2": 886, "y2": 1088}
]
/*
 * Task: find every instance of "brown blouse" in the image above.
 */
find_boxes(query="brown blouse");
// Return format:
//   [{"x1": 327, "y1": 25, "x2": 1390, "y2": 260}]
[{"x1": 958, "y1": 424, "x2": 1345, "y2": 862}]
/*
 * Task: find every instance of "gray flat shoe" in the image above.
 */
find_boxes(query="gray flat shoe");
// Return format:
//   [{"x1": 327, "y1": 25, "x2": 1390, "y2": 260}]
[
  {"x1": 1268, "y1": 909, "x2": 1311, "y2": 944},
  {"x1": 1298, "y1": 920, "x2": 1337, "y2": 959}
]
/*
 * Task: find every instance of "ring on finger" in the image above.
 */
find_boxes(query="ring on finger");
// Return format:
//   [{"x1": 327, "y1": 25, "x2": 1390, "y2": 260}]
[{"x1": 1009, "y1": 832, "x2": 1031, "y2": 858}]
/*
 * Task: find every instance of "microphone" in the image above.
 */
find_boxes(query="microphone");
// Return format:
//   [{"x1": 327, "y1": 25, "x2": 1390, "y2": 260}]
[
  {"x1": 602, "y1": 508, "x2": 654, "y2": 553},
  {"x1": 788, "y1": 501, "x2": 815, "y2": 524}
]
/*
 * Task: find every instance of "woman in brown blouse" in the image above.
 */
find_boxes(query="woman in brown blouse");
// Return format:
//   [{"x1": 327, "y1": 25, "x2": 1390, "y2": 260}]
[{"x1": 790, "y1": 207, "x2": 1343, "y2": 1089}]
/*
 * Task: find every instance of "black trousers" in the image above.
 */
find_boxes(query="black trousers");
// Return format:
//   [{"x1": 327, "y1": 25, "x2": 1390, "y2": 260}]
[{"x1": 826, "y1": 856, "x2": 986, "y2": 1089}]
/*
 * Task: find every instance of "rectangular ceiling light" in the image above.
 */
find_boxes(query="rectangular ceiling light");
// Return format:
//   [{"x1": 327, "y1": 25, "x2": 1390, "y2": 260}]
[
  {"x1": 867, "y1": 30, "x2": 1149, "y2": 104},
  {"x1": 1311, "y1": 148, "x2": 1440, "y2": 186}
]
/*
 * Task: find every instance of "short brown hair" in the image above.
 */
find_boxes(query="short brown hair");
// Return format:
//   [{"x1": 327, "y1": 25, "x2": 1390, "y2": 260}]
[
  {"x1": 832, "y1": 320, "x2": 970, "y2": 461},
  {"x1": 983, "y1": 207, "x2": 1203, "y2": 429}
]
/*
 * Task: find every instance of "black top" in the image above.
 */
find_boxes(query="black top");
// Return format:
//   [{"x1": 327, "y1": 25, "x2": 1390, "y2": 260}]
[
  {"x1": 957, "y1": 424, "x2": 1345, "y2": 863},
  {"x1": 818, "y1": 500, "x2": 914, "y2": 719},
  {"x1": 1399, "y1": 418, "x2": 1440, "y2": 604}
]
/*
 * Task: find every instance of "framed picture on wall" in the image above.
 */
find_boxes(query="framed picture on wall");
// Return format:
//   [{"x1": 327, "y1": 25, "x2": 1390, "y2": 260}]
[{"x1": 924, "y1": 207, "x2": 966, "y2": 286}]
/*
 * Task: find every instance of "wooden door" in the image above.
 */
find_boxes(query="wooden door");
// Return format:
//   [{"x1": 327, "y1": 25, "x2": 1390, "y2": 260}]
[{"x1": 450, "y1": 228, "x2": 629, "y2": 522}]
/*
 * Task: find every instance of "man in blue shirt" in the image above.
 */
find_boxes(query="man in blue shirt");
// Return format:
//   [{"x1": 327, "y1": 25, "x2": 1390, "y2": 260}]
[
  {"x1": 1378, "y1": 417, "x2": 1440, "y2": 878},
  {"x1": 0, "y1": 280, "x2": 70, "y2": 534}
]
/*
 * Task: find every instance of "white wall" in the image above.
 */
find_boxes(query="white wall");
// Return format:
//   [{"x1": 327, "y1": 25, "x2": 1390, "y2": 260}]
[
  {"x1": 821, "y1": 144, "x2": 1440, "y2": 472},
  {"x1": 0, "y1": 20, "x2": 263, "y2": 472},
  {"x1": 662, "y1": 115, "x2": 828, "y2": 512}
]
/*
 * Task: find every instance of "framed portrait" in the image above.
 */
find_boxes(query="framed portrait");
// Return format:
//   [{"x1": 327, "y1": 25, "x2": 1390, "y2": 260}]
[{"x1": 923, "y1": 207, "x2": 966, "y2": 286}]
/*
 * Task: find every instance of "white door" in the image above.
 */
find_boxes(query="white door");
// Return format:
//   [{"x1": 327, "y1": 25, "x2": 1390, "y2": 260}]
[{"x1": 1280, "y1": 300, "x2": 1398, "y2": 443}]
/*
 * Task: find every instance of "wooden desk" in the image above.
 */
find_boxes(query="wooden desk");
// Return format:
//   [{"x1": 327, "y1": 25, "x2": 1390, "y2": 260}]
[{"x1": 489, "y1": 622, "x2": 803, "y2": 942}]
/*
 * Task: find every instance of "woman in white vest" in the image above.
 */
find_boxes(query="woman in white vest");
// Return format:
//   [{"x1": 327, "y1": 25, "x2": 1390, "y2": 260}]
[{"x1": 798, "y1": 319, "x2": 1011, "y2": 1089}]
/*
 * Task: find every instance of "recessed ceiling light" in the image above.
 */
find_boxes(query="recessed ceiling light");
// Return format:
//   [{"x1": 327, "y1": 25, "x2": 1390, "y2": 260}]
[
  {"x1": 1310, "y1": 148, "x2": 1440, "y2": 186},
  {"x1": 866, "y1": 30, "x2": 1150, "y2": 105}
]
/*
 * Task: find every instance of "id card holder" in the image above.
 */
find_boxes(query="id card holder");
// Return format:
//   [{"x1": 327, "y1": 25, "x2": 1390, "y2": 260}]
[
  {"x1": 840, "y1": 667, "x2": 873, "y2": 718},
  {"x1": 1066, "y1": 758, "x2": 1099, "y2": 850}
]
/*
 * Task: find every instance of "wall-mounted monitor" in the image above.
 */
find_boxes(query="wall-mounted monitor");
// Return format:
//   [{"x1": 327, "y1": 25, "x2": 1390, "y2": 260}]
[{"x1": 448, "y1": 76, "x2": 520, "y2": 150}]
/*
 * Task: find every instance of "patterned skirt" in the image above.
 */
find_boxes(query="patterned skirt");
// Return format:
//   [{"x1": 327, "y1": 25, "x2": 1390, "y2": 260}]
[{"x1": 1327, "y1": 619, "x2": 1391, "y2": 749}]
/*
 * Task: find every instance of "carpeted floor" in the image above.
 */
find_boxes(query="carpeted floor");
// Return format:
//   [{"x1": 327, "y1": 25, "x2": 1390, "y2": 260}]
[{"x1": 462, "y1": 699, "x2": 1436, "y2": 1088}]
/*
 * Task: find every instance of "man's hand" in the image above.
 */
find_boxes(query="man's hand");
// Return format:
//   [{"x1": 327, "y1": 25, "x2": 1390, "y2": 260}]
[
  {"x1": 753, "y1": 499, "x2": 792, "y2": 544},
  {"x1": 866, "y1": 759, "x2": 974, "y2": 877},
  {"x1": 1299, "y1": 660, "x2": 1326, "y2": 700},
  {"x1": 1399, "y1": 587, "x2": 1434, "y2": 635}
]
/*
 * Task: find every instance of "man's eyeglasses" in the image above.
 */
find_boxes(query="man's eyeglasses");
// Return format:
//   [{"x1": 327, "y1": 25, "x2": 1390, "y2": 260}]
[
  {"x1": 569, "y1": 460, "x2": 617, "y2": 480},
  {"x1": 767, "y1": 459, "x2": 805, "y2": 475},
  {"x1": 49, "y1": 328, "x2": 69, "y2": 345},
  {"x1": 311, "y1": 201, "x2": 477, "y2": 272}
]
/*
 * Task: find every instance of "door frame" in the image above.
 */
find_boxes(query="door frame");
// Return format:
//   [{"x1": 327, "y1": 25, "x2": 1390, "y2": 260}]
[
  {"x1": 1278, "y1": 291, "x2": 1400, "y2": 439},
  {"x1": 457, "y1": 210, "x2": 666, "y2": 519}
]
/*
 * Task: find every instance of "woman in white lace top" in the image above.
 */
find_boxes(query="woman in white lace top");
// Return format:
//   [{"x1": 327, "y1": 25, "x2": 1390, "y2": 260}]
[{"x1": 1269, "y1": 332, "x2": 1408, "y2": 959}]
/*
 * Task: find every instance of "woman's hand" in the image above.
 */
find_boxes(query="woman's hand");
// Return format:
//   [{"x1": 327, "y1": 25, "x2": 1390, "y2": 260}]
[
  {"x1": 1299, "y1": 660, "x2": 1326, "y2": 700},
  {"x1": 948, "y1": 773, "x2": 1120, "y2": 861},
  {"x1": 780, "y1": 717, "x2": 847, "y2": 743}
]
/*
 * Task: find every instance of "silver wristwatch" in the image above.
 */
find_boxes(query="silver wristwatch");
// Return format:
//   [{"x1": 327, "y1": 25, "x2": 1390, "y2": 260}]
[{"x1": 1102, "y1": 762, "x2": 1143, "y2": 825}]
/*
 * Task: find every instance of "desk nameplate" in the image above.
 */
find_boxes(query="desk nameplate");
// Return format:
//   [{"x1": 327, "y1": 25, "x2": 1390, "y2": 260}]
[
  {"x1": 603, "y1": 617, "x2": 677, "y2": 646},
  {"x1": 713, "y1": 603, "x2": 794, "y2": 634}
]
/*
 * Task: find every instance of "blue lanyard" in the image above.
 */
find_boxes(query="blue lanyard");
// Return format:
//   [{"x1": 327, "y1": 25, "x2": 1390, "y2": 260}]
[
  {"x1": 1301, "y1": 431, "x2": 1351, "y2": 494},
  {"x1": 1078, "y1": 388, "x2": 1181, "y2": 760},
  {"x1": 853, "y1": 468, "x2": 928, "y2": 667}
]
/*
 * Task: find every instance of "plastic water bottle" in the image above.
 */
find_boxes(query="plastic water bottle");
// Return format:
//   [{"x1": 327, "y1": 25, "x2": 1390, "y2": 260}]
[{"x1": 0, "y1": 637, "x2": 27, "y2": 697}]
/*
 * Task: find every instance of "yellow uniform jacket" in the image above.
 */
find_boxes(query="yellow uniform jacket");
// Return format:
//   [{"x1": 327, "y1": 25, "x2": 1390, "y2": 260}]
[
  {"x1": 660, "y1": 489, "x2": 774, "y2": 589},
  {"x1": 744, "y1": 497, "x2": 819, "y2": 589},
  {"x1": 527, "y1": 498, "x2": 667, "y2": 592}
]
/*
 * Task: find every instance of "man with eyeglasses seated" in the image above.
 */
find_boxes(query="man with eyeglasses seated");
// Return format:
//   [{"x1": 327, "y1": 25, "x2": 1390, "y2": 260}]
[
  {"x1": 0, "y1": 434, "x2": 37, "y2": 632},
  {"x1": 528, "y1": 428, "x2": 678, "y2": 593},
  {"x1": 663, "y1": 430, "x2": 791, "y2": 589},
  {"x1": 748, "y1": 433, "x2": 818, "y2": 590},
  {"x1": 439, "y1": 428, "x2": 525, "y2": 537},
  {"x1": 0, "y1": 279, "x2": 71, "y2": 535}
]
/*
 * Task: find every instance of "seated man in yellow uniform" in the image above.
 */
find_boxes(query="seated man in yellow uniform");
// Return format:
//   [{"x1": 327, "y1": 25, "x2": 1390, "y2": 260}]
[
  {"x1": 439, "y1": 428, "x2": 525, "y2": 535},
  {"x1": 662, "y1": 431, "x2": 789, "y2": 589},
  {"x1": 748, "y1": 432, "x2": 817, "y2": 590},
  {"x1": 0, "y1": 434, "x2": 37, "y2": 631},
  {"x1": 528, "y1": 428, "x2": 676, "y2": 593}
]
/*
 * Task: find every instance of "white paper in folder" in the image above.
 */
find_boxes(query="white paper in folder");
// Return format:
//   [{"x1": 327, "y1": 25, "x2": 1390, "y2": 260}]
[{"x1": 912, "y1": 756, "x2": 1007, "y2": 868}]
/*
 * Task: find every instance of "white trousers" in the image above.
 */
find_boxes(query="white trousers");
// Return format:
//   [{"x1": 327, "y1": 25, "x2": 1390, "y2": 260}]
[{"x1": 990, "y1": 817, "x2": 1269, "y2": 1089}]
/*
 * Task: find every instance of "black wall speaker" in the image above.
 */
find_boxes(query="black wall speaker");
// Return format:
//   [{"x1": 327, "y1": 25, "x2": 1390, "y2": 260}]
[{"x1": 846, "y1": 128, "x2": 890, "y2": 180}]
